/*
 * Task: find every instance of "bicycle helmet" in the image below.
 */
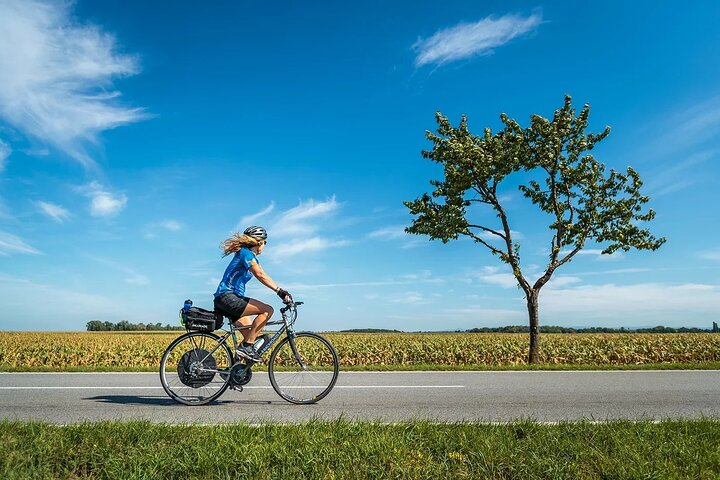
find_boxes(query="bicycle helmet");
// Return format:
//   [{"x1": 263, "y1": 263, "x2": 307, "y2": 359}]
[{"x1": 243, "y1": 225, "x2": 267, "y2": 241}]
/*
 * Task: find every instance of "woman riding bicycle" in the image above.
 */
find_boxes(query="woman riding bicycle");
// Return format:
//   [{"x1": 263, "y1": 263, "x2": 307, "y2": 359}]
[{"x1": 214, "y1": 226, "x2": 291, "y2": 362}]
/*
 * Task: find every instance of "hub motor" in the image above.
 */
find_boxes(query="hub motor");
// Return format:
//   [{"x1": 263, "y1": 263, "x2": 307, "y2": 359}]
[{"x1": 177, "y1": 349, "x2": 216, "y2": 388}]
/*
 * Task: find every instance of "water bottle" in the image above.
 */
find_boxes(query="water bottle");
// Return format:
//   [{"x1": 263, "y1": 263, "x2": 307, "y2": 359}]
[
  {"x1": 183, "y1": 299, "x2": 193, "y2": 311},
  {"x1": 253, "y1": 334, "x2": 271, "y2": 351}
]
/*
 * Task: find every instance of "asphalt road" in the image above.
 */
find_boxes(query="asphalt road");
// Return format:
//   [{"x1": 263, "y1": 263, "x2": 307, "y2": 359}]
[{"x1": 1, "y1": 371, "x2": 719, "y2": 424}]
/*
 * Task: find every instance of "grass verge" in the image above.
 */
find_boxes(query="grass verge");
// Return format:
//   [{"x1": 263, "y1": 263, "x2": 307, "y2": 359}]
[{"x1": 1, "y1": 419, "x2": 719, "y2": 479}]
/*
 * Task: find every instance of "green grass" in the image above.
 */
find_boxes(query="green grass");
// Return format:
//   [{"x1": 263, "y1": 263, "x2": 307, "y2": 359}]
[
  {"x1": 2, "y1": 361, "x2": 720, "y2": 373},
  {"x1": 1, "y1": 419, "x2": 719, "y2": 479}
]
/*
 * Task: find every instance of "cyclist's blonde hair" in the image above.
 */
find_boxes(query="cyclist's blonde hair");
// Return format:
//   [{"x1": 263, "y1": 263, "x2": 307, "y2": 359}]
[{"x1": 220, "y1": 233, "x2": 260, "y2": 257}]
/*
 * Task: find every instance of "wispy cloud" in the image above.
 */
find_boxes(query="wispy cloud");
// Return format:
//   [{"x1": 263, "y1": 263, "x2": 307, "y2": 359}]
[
  {"x1": 645, "y1": 150, "x2": 715, "y2": 198},
  {"x1": 78, "y1": 182, "x2": 127, "y2": 217},
  {"x1": 160, "y1": 220, "x2": 182, "y2": 231},
  {"x1": 36, "y1": 200, "x2": 71, "y2": 223},
  {"x1": 651, "y1": 96, "x2": 720, "y2": 154},
  {"x1": 700, "y1": 249, "x2": 720, "y2": 261},
  {"x1": 368, "y1": 225, "x2": 409, "y2": 240},
  {"x1": 474, "y1": 266, "x2": 520, "y2": 289},
  {"x1": 391, "y1": 291, "x2": 430, "y2": 305},
  {"x1": 0, "y1": 231, "x2": 42, "y2": 256},
  {"x1": 0, "y1": 139, "x2": 10, "y2": 172},
  {"x1": 236, "y1": 202, "x2": 275, "y2": 231},
  {"x1": 479, "y1": 229, "x2": 524, "y2": 241},
  {"x1": 272, "y1": 197, "x2": 340, "y2": 237},
  {"x1": 226, "y1": 197, "x2": 351, "y2": 263},
  {"x1": 272, "y1": 237, "x2": 350, "y2": 260},
  {"x1": 559, "y1": 248, "x2": 625, "y2": 262},
  {"x1": 285, "y1": 272, "x2": 444, "y2": 291},
  {"x1": 413, "y1": 10, "x2": 543, "y2": 67},
  {"x1": 143, "y1": 219, "x2": 183, "y2": 239},
  {"x1": 0, "y1": 0, "x2": 147, "y2": 168}
]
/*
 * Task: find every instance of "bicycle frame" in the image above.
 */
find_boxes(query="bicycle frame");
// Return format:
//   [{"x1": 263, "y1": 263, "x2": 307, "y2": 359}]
[{"x1": 190, "y1": 301, "x2": 304, "y2": 374}]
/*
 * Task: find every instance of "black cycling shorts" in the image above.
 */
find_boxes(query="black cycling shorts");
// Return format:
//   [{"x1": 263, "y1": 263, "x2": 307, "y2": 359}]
[{"x1": 214, "y1": 292, "x2": 250, "y2": 319}]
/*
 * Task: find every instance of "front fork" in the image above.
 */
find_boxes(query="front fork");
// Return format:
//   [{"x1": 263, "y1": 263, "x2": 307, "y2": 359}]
[{"x1": 285, "y1": 326, "x2": 307, "y2": 370}]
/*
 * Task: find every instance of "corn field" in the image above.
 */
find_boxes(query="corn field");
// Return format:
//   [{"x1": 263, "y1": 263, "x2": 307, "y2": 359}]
[{"x1": 0, "y1": 331, "x2": 719, "y2": 370}]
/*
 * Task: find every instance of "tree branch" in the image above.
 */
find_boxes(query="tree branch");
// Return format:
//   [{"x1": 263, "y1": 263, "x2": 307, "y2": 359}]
[
  {"x1": 464, "y1": 231, "x2": 504, "y2": 257},
  {"x1": 467, "y1": 223, "x2": 506, "y2": 241},
  {"x1": 488, "y1": 192, "x2": 532, "y2": 294}
]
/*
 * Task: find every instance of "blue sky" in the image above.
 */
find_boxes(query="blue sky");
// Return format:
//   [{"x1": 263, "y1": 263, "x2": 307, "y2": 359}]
[{"x1": 1, "y1": 0, "x2": 719, "y2": 331}]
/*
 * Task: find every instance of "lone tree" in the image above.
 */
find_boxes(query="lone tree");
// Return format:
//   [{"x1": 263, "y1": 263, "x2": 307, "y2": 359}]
[{"x1": 404, "y1": 96, "x2": 665, "y2": 363}]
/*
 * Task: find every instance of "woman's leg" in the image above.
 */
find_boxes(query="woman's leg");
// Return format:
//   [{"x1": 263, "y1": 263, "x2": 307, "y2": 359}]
[
  {"x1": 234, "y1": 298, "x2": 273, "y2": 344},
  {"x1": 233, "y1": 315, "x2": 254, "y2": 343}
]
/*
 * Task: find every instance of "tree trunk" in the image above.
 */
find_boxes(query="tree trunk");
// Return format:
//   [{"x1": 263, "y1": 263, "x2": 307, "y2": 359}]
[{"x1": 526, "y1": 290, "x2": 540, "y2": 364}]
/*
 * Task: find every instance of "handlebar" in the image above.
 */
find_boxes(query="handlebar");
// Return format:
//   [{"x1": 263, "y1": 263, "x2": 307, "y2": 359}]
[{"x1": 280, "y1": 300, "x2": 303, "y2": 315}]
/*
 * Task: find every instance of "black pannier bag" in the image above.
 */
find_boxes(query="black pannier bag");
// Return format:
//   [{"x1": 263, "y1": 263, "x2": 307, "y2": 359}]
[{"x1": 180, "y1": 306, "x2": 223, "y2": 332}]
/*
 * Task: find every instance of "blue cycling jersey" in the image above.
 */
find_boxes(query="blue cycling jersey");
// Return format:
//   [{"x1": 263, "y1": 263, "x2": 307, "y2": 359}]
[{"x1": 214, "y1": 247, "x2": 259, "y2": 297}]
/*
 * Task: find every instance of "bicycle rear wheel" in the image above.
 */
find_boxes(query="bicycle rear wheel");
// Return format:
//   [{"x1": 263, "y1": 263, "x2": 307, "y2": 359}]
[
  {"x1": 268, "y1": 332, "x2": 339, "y2": 404},
  {"x1": 160, "y1": 331, "x2": 233, "y2": 405}
]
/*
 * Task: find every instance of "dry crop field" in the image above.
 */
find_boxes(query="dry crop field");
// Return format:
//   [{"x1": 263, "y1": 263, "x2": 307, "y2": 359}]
[{"x1": 1, "y1": 331, "x2": 719, "y2": 370}]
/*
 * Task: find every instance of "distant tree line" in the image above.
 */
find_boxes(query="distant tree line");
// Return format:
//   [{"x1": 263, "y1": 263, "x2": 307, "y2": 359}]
[
  {"x1": 466, "y1": 324, "x2": 719, "y2": 334},
  {"x1": 340, "y1": 328, "x2": 404, "y2": 333},
  {"x1": 339, "y1": 325, "x2": 719, "y2": 334},
  {"x1": 86, "y1": 320, "x2": 183, "y2": 331}
]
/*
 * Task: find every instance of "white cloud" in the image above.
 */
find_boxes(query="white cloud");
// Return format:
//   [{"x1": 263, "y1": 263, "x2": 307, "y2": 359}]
[
  {"x1": 475, "y1": 266, "x2": 520, "y2": 289},
  {"x1": 79, "y1": 181, "x2": 127, "y2": 217},
  {"x1": 236, "y1": 202, "x2": 275, "y2": 231},
  {"x1": 160, "y1": 220, "x2": 182, "y2": 231},
  {"x1": 0, "y1": 231, "x2": 42, "y2": 255},
  {"x1": 700, "y1": 249, "x2": 720, "y2": 261},
  {"x1": 0, "y1": 0, "x2": 147, "y2": 168},
  {"x1": 401, "y1": 270, "x2": 433, "y2": 280},
  {"x1": 285, "y1": 273, "x2": 445, "y2": 292},
  {"x1": 271, "y1": 197, "x2": 340, "y2": 237},
  {"x1": 272, "y1": 237, "x2": 349, "y2": 260},
  {"x1": 479, "y1": 229, "x2": 524, "y2": 240},
  {"x1": 559, "y1": 248, "x2": 625, "y2": 262},
  {"x1": 400, "y1": 238, "x2": 429, "y2": 249},
  {"x1": 0, "y1": 139, "x2": 11, "y2": 172},
  {"x1": 646, "y1": 150, "x2": 715, "y2": 198},
  {"x1": 413, "y1": 11, "x2": 543, "y2": 67},
  {"x1": 36, "y1": 200, "x2": 71, "y2": 223},
  {"x1": 651, "y1": 97, "x2": 720, "y2": 154},
  {"x1": 391, "y1": 291, "x2": 430, "y2": 305},
  {"x1": 368, "y1": 225, "x2": 409, "y2": 240}
]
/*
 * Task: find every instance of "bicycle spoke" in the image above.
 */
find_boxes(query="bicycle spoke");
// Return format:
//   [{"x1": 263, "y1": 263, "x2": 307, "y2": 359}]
[
  {"x1": 268, "y1": 333, "x2": 338, "y2": 404},
  {"x1": 160, "y1": 332, "x2": 233, "y2": 405}
]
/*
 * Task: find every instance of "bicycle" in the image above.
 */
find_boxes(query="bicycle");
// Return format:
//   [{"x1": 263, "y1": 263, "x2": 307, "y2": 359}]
[{"x1": 159, "y1": 300, "x2": 339, "y2": 405}]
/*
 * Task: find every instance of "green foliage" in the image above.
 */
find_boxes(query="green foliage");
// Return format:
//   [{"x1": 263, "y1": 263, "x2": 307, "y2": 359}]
[
  {"x1": 2, "y1": 420, "x2": 720, "y2": 479},
  {"x1": 405, "y1": 95, "x2": 665, "y2": 294}
]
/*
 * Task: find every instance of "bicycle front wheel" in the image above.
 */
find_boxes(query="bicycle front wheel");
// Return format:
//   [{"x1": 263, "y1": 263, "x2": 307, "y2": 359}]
[
  {"x1": 160, "y1": 331, "x2": 233, "y2": 405},
  {"x1": 268, "y1": 332, "x2": 339, "y2": 404}
]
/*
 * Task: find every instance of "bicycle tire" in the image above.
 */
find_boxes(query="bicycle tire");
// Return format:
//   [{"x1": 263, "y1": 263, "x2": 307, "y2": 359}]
[
  {"x1": 267, "y1": 332, "x2": 339, "y2": 404},
  {"x1": 160, "y1": 331, "x2": 233, "y2": 405}
]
